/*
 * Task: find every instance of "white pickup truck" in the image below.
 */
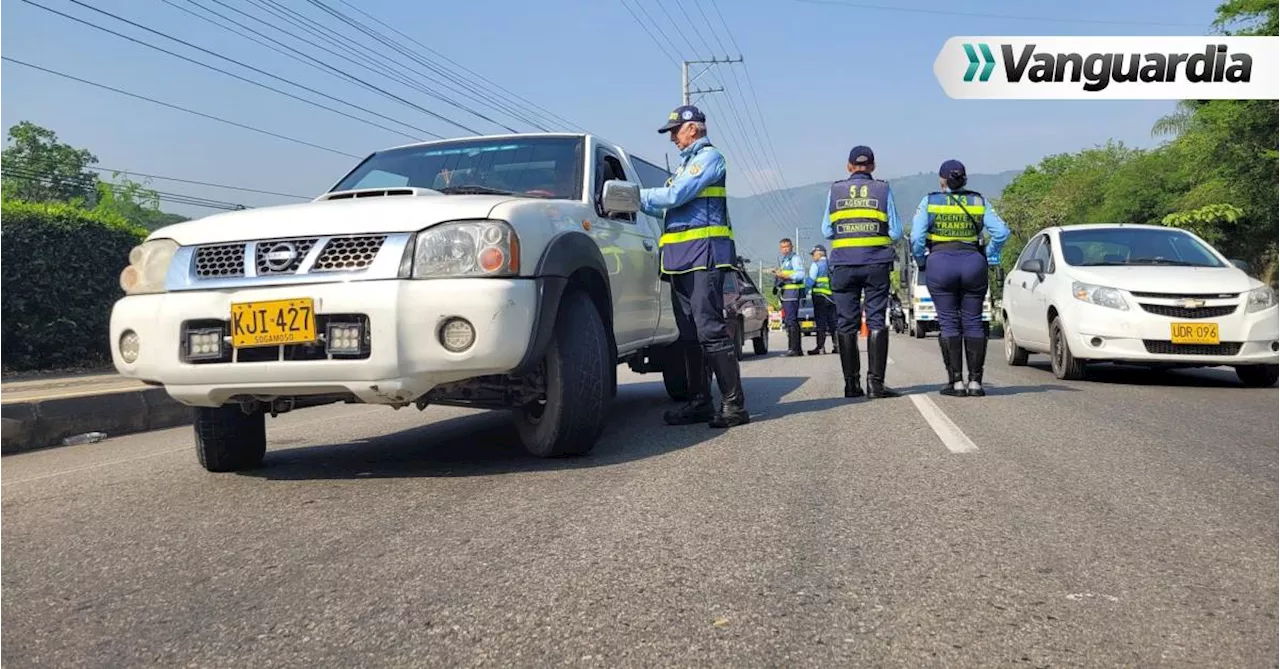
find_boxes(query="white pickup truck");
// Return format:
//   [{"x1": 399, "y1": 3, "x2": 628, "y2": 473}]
[{"x1": 110, "y1": 133, "x2": 699, "y2": 471}]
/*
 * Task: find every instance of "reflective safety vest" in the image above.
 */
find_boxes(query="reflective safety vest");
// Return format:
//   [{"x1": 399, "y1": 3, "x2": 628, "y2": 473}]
[
  {"x1": 828, "y1": 174, "x2": 894, "y2": 266},
  {"x1": 925, "y1": 190, "x2": 985, "y2": 251},
  {"x1": 813, "y1": 275, "x2": 833, "y2": 297},
  {"x1": 776, "y1": 254, "x2": 805, "y2": 301},
  {"x1": 657, "y1": 144, "x2": 735, "y2": 274}
]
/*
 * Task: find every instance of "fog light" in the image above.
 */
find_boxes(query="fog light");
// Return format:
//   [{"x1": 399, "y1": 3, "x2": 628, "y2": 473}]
[
  {"x1": 440, "y1": 318, "x2": 475, "y2": 352},
  {"x1": 1271, "y1": 341, "x2": 1278, "y2": 352},
  {"x1": 326, "y1": 323, "x2": 364, "y2": 355},
  {"x1": 186, "y1": 328, "x2": 223, "y2": 360},
  {"x1": 119, "y1": 330, "x2": 141, "y2": 364},
  {"x1": 1090, "y1": 337, "x2": 1103, "y2": 348}
]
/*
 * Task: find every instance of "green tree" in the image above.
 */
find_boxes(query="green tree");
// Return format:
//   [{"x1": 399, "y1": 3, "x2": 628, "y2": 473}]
[{"x1": 0, "y1": 121, "x2": 99, "y2": 204}]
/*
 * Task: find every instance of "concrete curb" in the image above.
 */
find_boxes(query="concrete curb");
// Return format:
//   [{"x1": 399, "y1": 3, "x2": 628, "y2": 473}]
[{"x1": 1, "y1": 388, "x2": 192, "y2": 455}]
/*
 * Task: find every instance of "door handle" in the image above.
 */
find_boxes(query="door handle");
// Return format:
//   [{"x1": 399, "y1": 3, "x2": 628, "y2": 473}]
[
  {"x1": 1021, "y1": 282, "x2": 1027, "y2": 289},
  {"x1": 643, "y1": 239, "x2": 655, "y2": 251}
]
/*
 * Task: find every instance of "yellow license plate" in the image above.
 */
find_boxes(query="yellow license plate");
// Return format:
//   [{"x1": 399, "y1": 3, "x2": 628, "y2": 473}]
[
  {"x1": 800, "y1": 320, "x2": 816, "y2": 328},
  {"x1": 1170, "y1": 322, "x2": 1219, "y2": 345},
  {"x1": 230, "y1": 298, "x2": 317, "y2": 348}
]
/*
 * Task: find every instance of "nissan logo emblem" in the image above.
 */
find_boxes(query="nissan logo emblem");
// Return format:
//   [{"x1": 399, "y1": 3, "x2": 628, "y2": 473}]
[{"x1": 263, "y1": 242, "x2": 297, "y2": 271}]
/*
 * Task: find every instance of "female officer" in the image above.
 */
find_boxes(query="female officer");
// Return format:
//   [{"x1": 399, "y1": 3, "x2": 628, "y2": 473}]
[{"x1": 909, "y1": 160, "x2": 1010, "y2": 397}]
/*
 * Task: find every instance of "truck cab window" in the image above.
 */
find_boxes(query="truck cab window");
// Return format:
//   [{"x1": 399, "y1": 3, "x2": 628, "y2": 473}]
[{"x1": 595, "y1": 152, "x2": 635, "y2": 222}]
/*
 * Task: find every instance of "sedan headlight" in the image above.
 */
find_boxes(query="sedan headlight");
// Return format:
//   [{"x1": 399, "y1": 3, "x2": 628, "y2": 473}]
[
  {"x1": 404, "y1": 220, "x2": 520, "y2": 278},
  {"x1": 1072, "y1": 281, "x2": 1129, "y2": 311},
  {"x1": 1246, "y1": 285, "x2": 1277, "y2": 313},
  {"x1": 119, "y1": 239, "x2": 179, "y2": 295}
]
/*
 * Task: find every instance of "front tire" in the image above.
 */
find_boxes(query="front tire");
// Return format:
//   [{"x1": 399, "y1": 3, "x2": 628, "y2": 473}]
[
  {"x1": 1236, "y1": 364, "x2": 1279, "y2": 388},
  {"x1": 752, "y1": 322, "x2": 769, "y2": 355},
  {"x1": 514, "y1": 290, "x2": 610, "y2": 458},
  {"x1": 733, "y1": 317, "x2": 745, "y2": 360},
  {"x1": 914, "y1": 321, "x2": 927, "y2": 339},
  {"x1": 661, "y1": 344, "x2": 690, "y2": 401},
  {"x1": 194, "y1": 405, "x2": 266, "y2": 472},
  {"x1": 1049, "y1": 316, "x2": 1087, "y2": 380}
]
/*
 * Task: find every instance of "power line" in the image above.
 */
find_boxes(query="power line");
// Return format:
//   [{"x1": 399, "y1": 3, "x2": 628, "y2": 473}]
[
  {"x1": 333, "y1": 0, "x2": 589, "y2": 133},
  {"x1": 2, "y1": 56, "x2": 362, "y2": 158},
  {"x1": 792, "y1": 0, "x2": 1204, "y2": 27},
  {"x1": 2, "y1": 168, "x2": 248, "y2": 210},
  {"x1": 54, "y1": 0, "x2": 478, "y2": 137},
  {"x1": 618, "y1": 0, "x2": 680, "y2": 65},
  {"x1": 19, "y1": 0, "x2": 426, "y2": 142},
  {"x1": 86, "y1": 166, "x2": 311, "y2": 199}
]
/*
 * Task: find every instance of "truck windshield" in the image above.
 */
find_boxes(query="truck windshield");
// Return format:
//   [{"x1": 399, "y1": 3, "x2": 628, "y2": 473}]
[{"x1": 331, "y1": 136, "x2": 586, "y2": 200}]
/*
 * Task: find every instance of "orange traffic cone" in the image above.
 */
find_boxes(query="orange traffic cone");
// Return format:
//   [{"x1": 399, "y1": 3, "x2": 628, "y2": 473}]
[{"x1": 860, "y1": 309, "x2": 869, "y2": 337}]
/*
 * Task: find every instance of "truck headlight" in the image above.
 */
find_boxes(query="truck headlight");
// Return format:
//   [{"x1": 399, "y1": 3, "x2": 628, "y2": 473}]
[
  {"x1": 1246, "y1": 285, "x2": 1277, "y2": 313},
  {"x1": 1072, "y1": 281, "x2": 1129, "y2": 311},
  {"x1": 119, "y1": 239, "x2": 179, "y2": 295},
  {"x1": 404, "y1": 220, "x2": 520, "y2": 278}
]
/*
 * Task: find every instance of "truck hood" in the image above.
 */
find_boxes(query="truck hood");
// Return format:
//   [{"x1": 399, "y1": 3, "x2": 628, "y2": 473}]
[
  {"x1": 147, "y1": 192, "x2": 521, "y2": 245},
  {"x1": 1065, "y1": 265, "x2": 1260, "y2": 295}
]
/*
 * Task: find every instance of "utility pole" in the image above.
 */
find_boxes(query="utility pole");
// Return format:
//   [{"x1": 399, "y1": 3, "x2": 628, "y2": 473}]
[{"x1": 682, "y1": 56, "x2": 743, "y2": 105}]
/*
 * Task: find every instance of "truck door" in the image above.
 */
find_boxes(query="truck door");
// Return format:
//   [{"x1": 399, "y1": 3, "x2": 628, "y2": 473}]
[{"x1": 593, "y1": 147, "x2": 660, "y2": 350}]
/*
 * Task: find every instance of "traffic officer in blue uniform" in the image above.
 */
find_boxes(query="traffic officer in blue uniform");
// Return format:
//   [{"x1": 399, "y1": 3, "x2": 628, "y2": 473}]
[
  {"x1": 822, "y1": 145, "x2": 904, "y2": 399},
  {"x1": 805, "y1": 244, "x2": 838, "y2": 355},
  {"x1": 640, "y1": 105, "x2": 749, "y2": 428},
  {"x1": 773, "y1": 237, "x2": 808, "y2": 357},
  {"x1": 910, "y1": 159, "x2": 1010, "y2": 397}
]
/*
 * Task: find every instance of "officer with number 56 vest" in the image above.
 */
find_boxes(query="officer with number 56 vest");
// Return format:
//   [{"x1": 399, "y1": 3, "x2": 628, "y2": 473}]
[
  {"x1": 640, "y1": 104, "x2": 749, "y2": 429},
  {"x1": 822, "y1": 145, "x2": 904, "y2": 399}
]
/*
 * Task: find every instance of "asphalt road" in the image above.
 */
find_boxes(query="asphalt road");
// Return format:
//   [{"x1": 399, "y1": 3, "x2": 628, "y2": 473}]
[{"x1": 3, "y1": 332, "x2": 1276, "y2": 668}]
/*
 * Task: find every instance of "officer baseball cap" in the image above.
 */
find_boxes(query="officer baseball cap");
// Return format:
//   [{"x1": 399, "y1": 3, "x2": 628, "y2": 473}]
[
  {"x1": 658, "y1": 105, "x2": 706, "y2": 133},
  {"x1": 939, "y1": 159, "x2": 966, "y2": 179},
  {"x1": 811, "y1": 244, "x2": 827, "y2": 254},
  {"x1": 848, "y1": 145, "x2": 875, "y2": 165}
]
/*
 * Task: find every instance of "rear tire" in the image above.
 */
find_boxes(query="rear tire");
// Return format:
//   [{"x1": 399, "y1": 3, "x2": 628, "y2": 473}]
[
  {"x1": 752, "y1": 322, "x2": 769, "y2": 355},
  {"x1": 1004, "y1": 319, "x2": 1030, "y2": 367},
  {"x1": 734, "y1": 317, "x2": 745, "y2": 360},
  {"x1": 514, "y1": 290, "x2": 610, "y2": 458},
  {"x1": 194, "y1": 405, "x2": 266, "y2": 472},
  {"x1": 661, "y1": 344, "x2": 689, "y2": 401},
  {"x1": 1236, "y1": 364, "x2": 1279, "y2": 388},
  {"x1": 914, "y1": 321, "x2": 927, "y2": 339},
  {"x1": 1049, "y1": 317, "x2": 1087, "y2": 380}
]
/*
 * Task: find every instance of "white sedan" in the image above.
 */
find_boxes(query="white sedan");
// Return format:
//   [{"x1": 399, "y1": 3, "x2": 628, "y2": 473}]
[{"x1": 1000, "y1": 224, "x2": 1279, "y2": 387}]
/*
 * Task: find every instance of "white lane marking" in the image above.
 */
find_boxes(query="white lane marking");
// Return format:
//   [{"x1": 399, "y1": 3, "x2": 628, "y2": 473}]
[
  {"x1": 1, "y1": 406, "x2": 385, "y2": 487},
  {"x1": 908, "y1": 394, "x2": 979, "y2": 453}
]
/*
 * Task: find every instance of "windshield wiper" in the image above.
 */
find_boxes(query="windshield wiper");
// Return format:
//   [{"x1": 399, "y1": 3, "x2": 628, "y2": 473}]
[
  {"x1": 438, "y1": 185, "x2": 524, "y2": 196},
  {"x1": 1128, "y1": 258, "x2": 1206, "y2": 266}
]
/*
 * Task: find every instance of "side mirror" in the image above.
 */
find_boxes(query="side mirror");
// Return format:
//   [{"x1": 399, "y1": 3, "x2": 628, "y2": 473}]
[
  {"x1": 601, "y1": 180, "x2": 640, "y2": 215},
  {"x1": 1230, "y1": 258, "x2": 1250, "y2": 272},
  {"x1": 1020, "y1": 258, "x2": 1046, "y2": 279}
]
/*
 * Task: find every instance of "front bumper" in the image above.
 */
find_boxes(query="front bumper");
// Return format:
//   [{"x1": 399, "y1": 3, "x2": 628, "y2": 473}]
[
  {"x1": 1064, "y1": 301, "x2": 1280, "y2": 366},
  {"x1": 110, "y1": 279, "x2": 539, "y2": 407}
]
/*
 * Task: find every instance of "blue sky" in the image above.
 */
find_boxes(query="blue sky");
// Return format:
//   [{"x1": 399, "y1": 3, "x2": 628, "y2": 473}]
[{"x1": 1, "y1": 0, "x2": 1217, "y2": 218}]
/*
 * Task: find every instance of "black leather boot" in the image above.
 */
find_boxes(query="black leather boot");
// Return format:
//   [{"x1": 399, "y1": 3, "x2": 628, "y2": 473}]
[
  {"x1": 964, "y1": 336, "x2": 988, "y2": 397},
  {"x1": 663, "y1": 343, "x2": 714, "y2": 425},
  {"x1": 865, "y1": 328, "x2": 900, "y2": 398},
  {"x1": 784, "y1": 324, "x2": 803, "y2": 356},
  {"x1": 837, "y1": 333, "x2": 864, "y2": 398},
  {"x1": 831, "y1": 332, "x2": 839, "y2": 354},
  {"x1": 809, "y1": 329, "x2": 826, "y2": 355},
  {"x1": 707, "y1": 350, "x2": 750, "y2": 428},
  {"x1": 939, "y1": 336, "x2": 966, "y2": 396}
]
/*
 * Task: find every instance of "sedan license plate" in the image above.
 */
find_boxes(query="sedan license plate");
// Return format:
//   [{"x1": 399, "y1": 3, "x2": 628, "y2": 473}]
[
  {"x1": 1170, "y1": 322, "x2": 1219, "y2": 345},
  {"x1": 800, "y1": 320, "x2": 816, "y2": 328},
  {"x1": 231, "y1": 298, "x2": 316, "y2": 348}
]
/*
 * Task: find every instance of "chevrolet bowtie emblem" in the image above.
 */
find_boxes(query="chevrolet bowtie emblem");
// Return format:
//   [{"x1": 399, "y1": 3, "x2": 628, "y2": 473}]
[{"x1": 1181, "y1": 298, "x2": 1206, "y2": 308}]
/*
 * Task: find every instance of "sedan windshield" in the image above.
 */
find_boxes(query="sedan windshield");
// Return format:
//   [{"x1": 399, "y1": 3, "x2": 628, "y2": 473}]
[
  {"x1": 1059, "y1": 227, "x2": 1225, "y2": 268},
  {"x1": 331, "y1": 136, "x2": 585, "y2": 200}
]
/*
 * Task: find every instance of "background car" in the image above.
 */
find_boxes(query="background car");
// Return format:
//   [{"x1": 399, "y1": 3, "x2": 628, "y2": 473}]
[
  {"x1": 723, "y1": 263, "x2": 771, "y2": 359},
  {"x1": 1001, "y1": 223, "x2": 1280, "y2": 386}
]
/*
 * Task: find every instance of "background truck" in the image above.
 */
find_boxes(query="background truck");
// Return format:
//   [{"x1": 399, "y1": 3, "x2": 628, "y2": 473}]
[{"x1": 904, "y1": 258, "x2": 993, "y2": 339}]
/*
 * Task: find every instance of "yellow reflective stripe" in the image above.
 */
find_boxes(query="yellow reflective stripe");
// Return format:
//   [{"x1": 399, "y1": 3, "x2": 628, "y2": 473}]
[
  {"x1": 926, "y1": 204, "x2": 987, "y2": 215},
  {"x1": 831, "y1": 236, "x2": 892, "y2": 248},
  {"x1": 782, "y1": 283, "x2": 804, "y2": 290},
  {"x1": 658, "y1": 225, "x2": 734, "y2": 247},
  {"x1": 830, "y1": 208, "x2": 888, "y2": 222},
  {"x1": 927, "y1": 233, "x2": 980, "y2": 242},
  {"x1": 813, "y1": 287, "x2": 833, "y2": 295},
  {"x1": 816, "y1": 277, "x2": 831, "y2": 286},
  {"x1": 697, "y1": 186, "x2": 727, "y2": 198}
]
